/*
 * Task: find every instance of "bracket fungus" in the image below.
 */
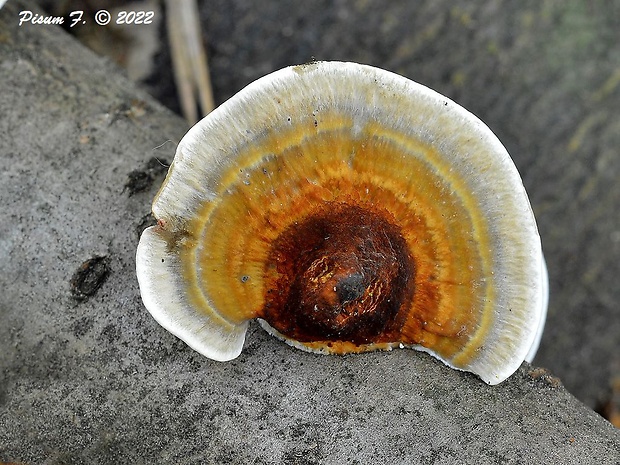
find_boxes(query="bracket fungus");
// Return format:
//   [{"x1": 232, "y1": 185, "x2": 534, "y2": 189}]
[{"x1": 136, "y1": 61, "x2": 548, "y2": 385}]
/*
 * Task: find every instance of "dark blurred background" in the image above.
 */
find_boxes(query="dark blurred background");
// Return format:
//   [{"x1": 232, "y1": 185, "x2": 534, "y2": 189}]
[{"x1": 35, "y1": 0, "x2": 620, "y2": 420}]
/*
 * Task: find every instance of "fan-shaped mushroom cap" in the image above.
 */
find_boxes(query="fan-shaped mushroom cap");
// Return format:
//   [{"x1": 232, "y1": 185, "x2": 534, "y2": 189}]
[{"x1": 136, "y1": 61, "x2": 548, "y2": 385}]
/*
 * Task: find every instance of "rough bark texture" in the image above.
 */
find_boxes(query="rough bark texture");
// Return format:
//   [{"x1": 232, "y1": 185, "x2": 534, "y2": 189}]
[{"x1": 0, "y1": 0, "x2": 619, "y2": 464}]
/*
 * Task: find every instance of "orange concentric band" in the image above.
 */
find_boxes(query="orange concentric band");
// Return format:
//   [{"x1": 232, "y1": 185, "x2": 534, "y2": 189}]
[{"x1": 179, "y1": 111, "x2": 495, "y2": 365}]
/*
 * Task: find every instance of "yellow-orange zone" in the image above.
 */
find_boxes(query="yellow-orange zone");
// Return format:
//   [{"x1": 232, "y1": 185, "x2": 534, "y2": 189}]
[{"x1": 180, "y1": 112, "x2": 495, "y2": 365}]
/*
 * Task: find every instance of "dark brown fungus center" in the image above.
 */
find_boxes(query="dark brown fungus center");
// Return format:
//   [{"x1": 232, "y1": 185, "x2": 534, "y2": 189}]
[{"x1": 262, "y1": 202, "x2": 416, "y2": 345}]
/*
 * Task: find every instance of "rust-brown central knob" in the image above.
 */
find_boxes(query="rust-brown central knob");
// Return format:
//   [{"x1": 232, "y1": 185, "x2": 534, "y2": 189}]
[{"x1": 261, "y1": 202, "x2": 416, "y2": 345}]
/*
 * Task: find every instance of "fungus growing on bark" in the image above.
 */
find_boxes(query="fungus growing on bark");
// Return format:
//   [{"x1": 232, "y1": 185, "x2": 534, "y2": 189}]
[{"x1": 136, "y1": 61, "x2": 548, "y2": 385}]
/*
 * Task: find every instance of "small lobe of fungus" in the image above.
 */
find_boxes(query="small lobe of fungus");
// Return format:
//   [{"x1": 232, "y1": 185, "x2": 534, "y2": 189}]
[
  {"x1": 527, "y1": 366, "x2": 563, "y2": 388},
  {"x1": 70, "y1": 256, "x2": 109, "y2": 301},
  {"x1": 261, "y1": 202, "x2": 416, "y2": 345}
]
